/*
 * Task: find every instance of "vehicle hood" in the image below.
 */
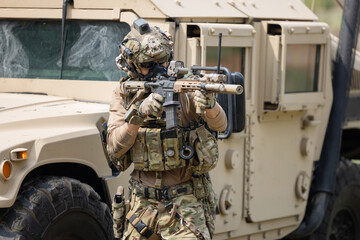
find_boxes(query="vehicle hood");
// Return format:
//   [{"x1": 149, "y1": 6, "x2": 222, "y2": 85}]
[{"x1": 0, "y1": 93, "x2": 109, "y2": 149}]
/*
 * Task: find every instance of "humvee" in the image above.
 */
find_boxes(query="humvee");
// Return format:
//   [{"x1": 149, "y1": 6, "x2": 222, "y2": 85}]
[{"x1": 0, "y1": 0, "x2": 359, "y2": 239}]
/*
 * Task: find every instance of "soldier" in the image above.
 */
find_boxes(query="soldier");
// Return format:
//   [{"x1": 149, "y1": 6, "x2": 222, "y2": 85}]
[{"x1": 107, "y1": 19, "x2": 227, "y2": 240}]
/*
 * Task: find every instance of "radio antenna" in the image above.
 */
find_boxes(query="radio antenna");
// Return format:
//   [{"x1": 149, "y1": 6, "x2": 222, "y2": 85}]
[{"x1": 217, "y1": 33, "x2": 222, "y2": 74}]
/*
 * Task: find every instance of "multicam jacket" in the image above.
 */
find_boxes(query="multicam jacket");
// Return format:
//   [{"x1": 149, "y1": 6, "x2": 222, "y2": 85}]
[{"x1": 107, "y1": 83, "x2": 227, "y2": 187}]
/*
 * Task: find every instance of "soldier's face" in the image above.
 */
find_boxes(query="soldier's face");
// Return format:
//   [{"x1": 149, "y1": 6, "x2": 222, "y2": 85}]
[{"x1": 140, "y1": 67, "x2": 150, "y2": 75}]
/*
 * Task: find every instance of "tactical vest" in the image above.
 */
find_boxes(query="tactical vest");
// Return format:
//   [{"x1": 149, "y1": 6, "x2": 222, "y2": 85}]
[
  {"x1": 131, "y1": 121, "x2": 188, "y2": 171},
  {"x1": 130, "y1": 120, "x2": 218, "y2": 174},
  {"x1": 120, "y1": 79, "x2": 219, "y2": 173}
]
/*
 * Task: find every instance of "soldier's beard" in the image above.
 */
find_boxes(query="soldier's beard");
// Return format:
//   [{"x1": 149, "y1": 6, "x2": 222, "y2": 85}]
[{"x1": 143, "y1": 65, "x2": 168, "y2": 81}]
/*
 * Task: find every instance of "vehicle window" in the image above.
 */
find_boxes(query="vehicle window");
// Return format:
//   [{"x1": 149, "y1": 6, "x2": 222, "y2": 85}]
[
  {"x1": 0, "y1": 20, "x2": 130, "y2": 81},
  {"x1": 285, "y1": 44, "x2": 321, "y2": 93},
  {"x1": 206, "y1": 47, "x2": 245, "y2": 73},
  {"x1": 207, "y1": 47, "x2": 246, "y2": 134}
]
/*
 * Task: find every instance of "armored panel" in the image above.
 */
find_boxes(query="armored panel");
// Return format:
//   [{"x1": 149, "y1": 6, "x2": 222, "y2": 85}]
[
  {"x1": 230, "y1": 0, "x2": 318, "y2": 21},
  {"x1": 151, "y1": 0, "x2": 247, "y2": 18}
]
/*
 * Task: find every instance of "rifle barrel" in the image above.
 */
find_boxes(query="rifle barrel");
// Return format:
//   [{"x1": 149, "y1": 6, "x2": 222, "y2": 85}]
[{"x1": 204, "y1": 83, "x2": 243, "y2": 94}]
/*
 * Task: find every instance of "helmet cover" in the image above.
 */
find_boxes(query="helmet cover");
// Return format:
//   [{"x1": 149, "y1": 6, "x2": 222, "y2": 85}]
[{"x1": 119, "y1": 22, "x2": 173, "y2": 75}]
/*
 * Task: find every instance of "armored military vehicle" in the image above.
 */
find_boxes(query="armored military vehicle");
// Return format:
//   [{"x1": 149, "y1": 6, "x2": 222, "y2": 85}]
[{"x1": 0, "y1": 0, "x2": 359, "y2": 239}]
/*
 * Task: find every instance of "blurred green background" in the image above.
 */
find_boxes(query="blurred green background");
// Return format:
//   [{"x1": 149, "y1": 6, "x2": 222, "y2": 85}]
[
  {"x1": 304, "y1": 0, "x2": 342, "y2": 35},
  {"x1": 304, "y1": 0, "x2": 360, "y2": 50}
]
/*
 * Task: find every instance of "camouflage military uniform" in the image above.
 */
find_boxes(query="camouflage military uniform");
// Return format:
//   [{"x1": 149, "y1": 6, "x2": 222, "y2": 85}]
[
  {"x1": 107, "y1": 19, "x2": 227, "y2": 240},
  {"x1": 124, "y1": 193, "x2": 210, "y2": 240}
]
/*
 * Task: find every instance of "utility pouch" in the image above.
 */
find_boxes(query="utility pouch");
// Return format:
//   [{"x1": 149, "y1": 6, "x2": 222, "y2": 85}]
[
  {"x1": 191, "y1": 125, "x2": 219, "y2": 174},
  {"x1": 131, "y1": 128, "x2": 149, "y2": 170},
  {"x1": 108, "y1": 146, "x2": 132, "y2": 172},
  {"x1": 112, "y1": 186, "x2": 126, "y2": 239},
  {"x1": 191, "y1": 174, "x2": 208, "y2": 200}
]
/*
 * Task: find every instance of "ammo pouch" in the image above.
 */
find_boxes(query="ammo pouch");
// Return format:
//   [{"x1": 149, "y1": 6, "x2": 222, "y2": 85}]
[
  {"x1": 131, "y1": 128, "x2": 187, "y2": 171},
  {"x1": 190, "y1": 125, "x2": 219, "y2": 175}
]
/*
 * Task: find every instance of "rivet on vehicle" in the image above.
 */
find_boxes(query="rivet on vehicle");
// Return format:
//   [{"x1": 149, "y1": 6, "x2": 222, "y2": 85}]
[
  {"x1": 251, "y1": 2, "x2": 256, "y2": 8},
  {"x1": 322, "y1": 26, "x2": 326, "y2": 33},
  {"x1": 289, "y1": 3, "x2": 294, "y2": 9},
  {"x1": 228, "y1": 28, "x2": 233, "y2": 34},
  {"x1": 306, "y1": 26, "x2": 311, "y2": 32},
  {"x1": 210, "y1": 28, "x2": 215, "y2": 34},
  {"x1": 228, "y1": 1, "x2": 235, "y2": 7},
  {"x1": 175, "y1": 0, "x2": 181, "y2": 6},
  {"x1": 288, "y1": 27, "x2": 295, "y2": 34},
  {"x1": 214, "y1": 1, "x2": 220, "y2": 6},
  {"x1": 252, "y1": 29, "x2": 256, "y2": 35}
]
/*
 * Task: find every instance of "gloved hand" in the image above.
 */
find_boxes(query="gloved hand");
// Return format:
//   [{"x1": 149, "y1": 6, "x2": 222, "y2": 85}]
[
  {"x1": 138, "y1": 93, "x2": 164, "y2": 118},
  {"x1": 194, "y1": 90, "x2": 216, "y2": 111}
]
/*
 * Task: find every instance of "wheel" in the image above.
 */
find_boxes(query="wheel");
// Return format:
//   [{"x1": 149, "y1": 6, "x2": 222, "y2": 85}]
[
  {"x1": 0, "y1": 176, "x2": 114, "y2": 240},
  {"x1": 307, "y1": 160, "x2": 360, "y2": 240}
]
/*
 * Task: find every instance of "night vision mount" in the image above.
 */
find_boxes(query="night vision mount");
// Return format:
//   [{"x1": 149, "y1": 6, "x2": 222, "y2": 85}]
[{"x1": 133, "y1": 18, "x2": 151, "y2": 35}]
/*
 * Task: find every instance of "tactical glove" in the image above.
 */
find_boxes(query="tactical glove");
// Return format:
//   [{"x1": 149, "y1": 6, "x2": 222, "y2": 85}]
[
  {"x1": 194, "y1": 90, "x2": 216, "y2": 111},
  {"x1": 138, "y1": 93, "x2": 164, "y2": 118}
]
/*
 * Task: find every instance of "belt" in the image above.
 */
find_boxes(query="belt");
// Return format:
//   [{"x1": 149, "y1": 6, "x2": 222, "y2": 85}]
[{"x1": 131, "y1": 180, "x2": 193, "y2": 201}]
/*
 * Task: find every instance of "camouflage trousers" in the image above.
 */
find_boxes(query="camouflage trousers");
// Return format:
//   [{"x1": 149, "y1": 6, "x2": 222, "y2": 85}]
[{"x1": 123, "y1": 193, "x2": 212, "y2": 240}]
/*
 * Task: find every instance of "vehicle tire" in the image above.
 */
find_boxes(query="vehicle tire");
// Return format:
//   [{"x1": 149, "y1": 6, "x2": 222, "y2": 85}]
[
  {"x1": 0, "y1": 176, "x2": 114, "y2": 240},
  {"x1": 307, "y1": 159, "x2": 360, "y2": 240}
]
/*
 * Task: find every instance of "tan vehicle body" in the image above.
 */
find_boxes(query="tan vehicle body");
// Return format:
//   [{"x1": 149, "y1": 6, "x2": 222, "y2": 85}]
[{"x1": 0, "y1": 0, "x2": 359, "y2": 239}]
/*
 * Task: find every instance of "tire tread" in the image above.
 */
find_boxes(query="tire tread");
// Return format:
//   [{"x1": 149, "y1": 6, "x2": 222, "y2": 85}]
[{"x1": 0, "y1": 176, "x2": 113, "y2": 240}]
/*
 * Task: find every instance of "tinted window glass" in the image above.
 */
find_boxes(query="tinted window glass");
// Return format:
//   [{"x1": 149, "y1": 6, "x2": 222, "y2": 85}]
[
  {"x1": 285, "y1": 44, "x2": 320, "y2": 93},
  {"x1": 206, "y1": 47, "x2": 245, "y2": 73},
  {"x1": 0, "y1": 20, "x2": 130, "y2": 81}
]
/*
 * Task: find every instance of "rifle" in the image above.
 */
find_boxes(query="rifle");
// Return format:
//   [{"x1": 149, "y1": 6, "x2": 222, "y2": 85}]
[{"x1": 122, "y1": 60, "x2": 243, "y2": 130}]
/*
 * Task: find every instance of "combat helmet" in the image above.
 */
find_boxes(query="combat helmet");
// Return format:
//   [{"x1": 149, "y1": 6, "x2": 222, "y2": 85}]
[{"x1": 116, "y1": 18, "x2": 173, "y2": 78}]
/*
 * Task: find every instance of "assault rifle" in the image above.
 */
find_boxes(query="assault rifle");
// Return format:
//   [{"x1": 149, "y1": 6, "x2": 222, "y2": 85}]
[{"x1": 123, "y1": 60, "x2": 243, "y2": 130}]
